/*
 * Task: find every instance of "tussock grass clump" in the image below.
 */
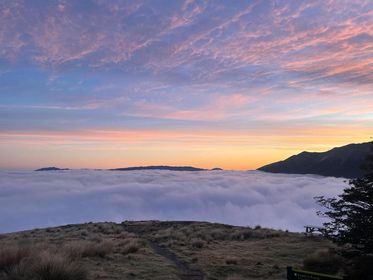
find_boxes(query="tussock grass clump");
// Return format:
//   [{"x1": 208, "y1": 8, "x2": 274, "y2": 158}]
[
  {"x1": 153, "y1": 228, "x2": 173, "y2": 241},
  {"x1": 151, "y1": 222, "x2": 284, "y2": 247},
  {"x1": 0, "y1": 244, "x2": 31, "y2": 274},
  {"x1": 225, "y1": 276, "x2": 245, "y2": 280},
  {"x1": 170, "y1": 231, "x2": 187, "y2": 241},
  {"x1": 119, "y1": 238, "x2": 145, "y2": 255},
  {"x1": 209, "y1": 229, "x2": 227, "y2": 240},
  {"x1": 0, "y1": 243, "x2": 87, "y2": 280},
  {"x1": 303, "y1": 249, "x2": 343, "y2": 274},
  {"x1": 79, "y1": 230, "x2": 88, "y2": 237},
  {"x1": 251, "y1": 229, "x2": 281, "y2": 239},
  {"x1": 118, "y1": 232, "x2": 135, "y2": 239},
  {"x1": 191, "y1": 238, "x2": 205, "y2": 249},
  {"x1": 225, "y1": 256, "x2": 239, "y2": 265},
  {"x1": 87, "y1": 234, "x2": 103, "y2": 243},
  {"x1": 63, "y1": 242, "x2": 86, "y2": 260},
  {"x1": 82, "y1": 240, "x2": 114, "y2": 258},
  {"x1": 230, "y1": 229, "x2": 251, "y2": 240},
  {"x1": 64, "y1": 240, "x2": 115, "y2": 258},
  {"x1": 94, "y1": 222, "x2": 121, "y2": 235},
  {"x1": 32, "y1": 252, "x2": 87, "y2": 280}
]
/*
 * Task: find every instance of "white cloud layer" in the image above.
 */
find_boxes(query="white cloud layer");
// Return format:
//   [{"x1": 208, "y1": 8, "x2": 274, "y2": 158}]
[{"x1": 0, "y1": 170, "x2": 347, "y2": 233}]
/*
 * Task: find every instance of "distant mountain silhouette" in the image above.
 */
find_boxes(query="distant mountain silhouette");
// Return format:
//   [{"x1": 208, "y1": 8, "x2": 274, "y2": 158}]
[
  {"x1": 35, "y1": 167, "x2": 70, "y2": 171},
  {"x1": 110, "y1": 166, "x2": 207, "y2": 171},
  {"x1": 35, "y1": 166, "x2": 221, "y2": 172},
  {"x1": 258, "y1": 142, "x2": 373, "y2": 178}
]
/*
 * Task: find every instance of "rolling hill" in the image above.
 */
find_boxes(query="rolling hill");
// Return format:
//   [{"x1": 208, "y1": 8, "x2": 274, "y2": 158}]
[
  {"x1": 258, "y1": 142, "x2": 372, "y2": 178},
  {"x1": 0, "y1": 221, "x2": 334, "y2": 280}
]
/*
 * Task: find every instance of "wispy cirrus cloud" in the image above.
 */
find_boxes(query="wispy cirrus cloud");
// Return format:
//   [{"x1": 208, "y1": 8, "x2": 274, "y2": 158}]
[
  {"x1": 0, "y1": 1, "x2": 372, "y2": 82},
  {"x1": 1, "y1": 0, "x2": 371, "y2": 86},
  {"x1": 0, "y1": 0, "x2": 372, "y2": 169}
]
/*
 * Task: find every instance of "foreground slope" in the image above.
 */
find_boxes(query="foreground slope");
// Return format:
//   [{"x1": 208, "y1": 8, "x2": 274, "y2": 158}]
[
  {"x1": 0, "y1": 221, "x2": 333, "y2": 280},
  {"x1": 258, "y1": 142, "x2": 372, "y2": 178}
]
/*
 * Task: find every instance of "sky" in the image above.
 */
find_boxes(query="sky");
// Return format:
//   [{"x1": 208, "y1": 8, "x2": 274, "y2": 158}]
[
  {"x1": 0, "y1": 170, "x2": 347, "y2": 233},
  {"x1": 0, "y1": 0, "x2": 372, "y2": 170}
]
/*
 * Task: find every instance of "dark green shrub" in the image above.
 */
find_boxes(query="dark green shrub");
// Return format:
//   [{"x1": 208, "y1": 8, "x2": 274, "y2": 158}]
[{"x1": 303, "y1": 249, "x2": 343, "y2": 274}]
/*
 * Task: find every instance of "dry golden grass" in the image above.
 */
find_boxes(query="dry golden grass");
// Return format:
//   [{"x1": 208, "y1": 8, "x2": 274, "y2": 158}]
[
  {"x1": 0, "y1": 222, "x2": 179, "y2": 280},
  {"x1": 0, "y1": 221, "x2": 338, "y2": 280},
  {"x1": 124, "y1": 221, "x2": 336, "y2": 280},
  {"x1": 0, "y1": 243, "x2": 87, "y2": 280}
]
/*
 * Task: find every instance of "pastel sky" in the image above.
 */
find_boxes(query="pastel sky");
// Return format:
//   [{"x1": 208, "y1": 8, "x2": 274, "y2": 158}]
[{"x1": 0, "y1": 0, "x2": 372, "y2": 170}]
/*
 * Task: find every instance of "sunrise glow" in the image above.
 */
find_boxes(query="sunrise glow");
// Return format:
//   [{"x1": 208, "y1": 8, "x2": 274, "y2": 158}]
[{"x1": 0, "y1": 0, "x2": 372, "y2": 169}]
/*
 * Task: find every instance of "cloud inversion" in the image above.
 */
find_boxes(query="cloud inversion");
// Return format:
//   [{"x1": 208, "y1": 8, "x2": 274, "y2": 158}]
[{"x1": 0, "y1": 170, "x2": 347, "y2": 233}]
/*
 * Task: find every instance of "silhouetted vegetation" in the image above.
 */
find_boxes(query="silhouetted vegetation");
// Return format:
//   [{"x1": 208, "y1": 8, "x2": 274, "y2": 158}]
[
  {"x1": 316, "y1": 142, "x2": 373, "y2": 279},
  {"x1": 303, "y1": 249, "x2": 343, "y2": 274}
]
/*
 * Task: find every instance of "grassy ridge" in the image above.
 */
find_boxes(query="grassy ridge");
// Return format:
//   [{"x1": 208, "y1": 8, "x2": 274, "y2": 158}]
[{"x1": 0, "y1": 221, "x2": 335, "y2": 280}]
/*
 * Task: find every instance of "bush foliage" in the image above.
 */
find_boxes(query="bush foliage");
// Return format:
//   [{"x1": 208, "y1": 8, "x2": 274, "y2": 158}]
[{"x1": 316, "y1": 142, "x2": 373, "y2": 279}]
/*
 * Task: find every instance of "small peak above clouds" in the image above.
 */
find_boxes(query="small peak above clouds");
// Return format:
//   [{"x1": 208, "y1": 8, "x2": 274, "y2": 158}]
[{"x1": 35, "y1": 167, "x2": 70, "y2": 171}]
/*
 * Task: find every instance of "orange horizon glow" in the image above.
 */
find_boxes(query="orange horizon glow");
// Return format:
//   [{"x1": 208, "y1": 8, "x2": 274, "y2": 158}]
[
  {"x1": 1, "y1": 127, "x2": 371, "y2": 170},
  {"x1": 0, "y1": 1, "x2": 372, "y2": 169}
]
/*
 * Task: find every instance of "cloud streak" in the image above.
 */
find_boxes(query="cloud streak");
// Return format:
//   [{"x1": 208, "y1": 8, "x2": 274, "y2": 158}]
[
  {"x1": 0, "y1": 170, "x2": 347, "y2": 233},
  {"x1": 0, "y1": 0, "x2": 371, "y2": 84},
  {"x1": 0, "y1": 0, "x2": 372, "y2": 169}
]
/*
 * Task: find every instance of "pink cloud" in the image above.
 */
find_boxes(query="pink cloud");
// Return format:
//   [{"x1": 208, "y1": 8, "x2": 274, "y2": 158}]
[
  {"x1": 0, "y1": 0, "x2": 370, "y2": 89},
  {"x1": 123, "y1": 93, "x2": 256, "y2": 121}
]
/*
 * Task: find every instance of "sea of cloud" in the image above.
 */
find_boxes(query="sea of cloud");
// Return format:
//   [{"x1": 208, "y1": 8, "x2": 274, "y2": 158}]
[{"x1": 0, "y1": 170, "x2": 348, "y2": 233}]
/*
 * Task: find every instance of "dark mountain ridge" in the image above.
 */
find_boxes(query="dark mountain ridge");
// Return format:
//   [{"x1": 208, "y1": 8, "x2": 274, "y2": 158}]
[
  {"x1": 110, "y1": 165, "x2": 207, "y2": 171},
  {"x1": 35, "y1": 166, "x2": 218, "y2": 172},
  {"x1": 35, "y1": 167, "x2": 70, "y2": 171},
  {"x1": 258, "y1": 141, "x2": 372, "y2": 178}
]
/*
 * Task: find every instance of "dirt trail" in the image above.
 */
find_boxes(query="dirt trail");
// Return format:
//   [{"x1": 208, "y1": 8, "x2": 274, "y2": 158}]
[{"x1": 122, "y1": 223, "x2": 204, "y2": 280}]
